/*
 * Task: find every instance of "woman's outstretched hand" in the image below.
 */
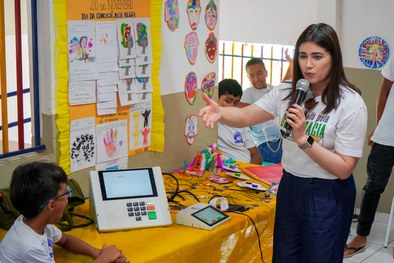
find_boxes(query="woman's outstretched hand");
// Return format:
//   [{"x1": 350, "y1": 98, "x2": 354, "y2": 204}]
[{"x1": 199, "y1": 93, "x2": 221, "y2": 128}]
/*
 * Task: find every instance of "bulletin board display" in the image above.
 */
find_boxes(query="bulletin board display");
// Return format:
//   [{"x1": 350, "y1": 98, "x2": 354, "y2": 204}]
[{"x1": 54, "y1": 0, "x2": 164, "y2": 173}]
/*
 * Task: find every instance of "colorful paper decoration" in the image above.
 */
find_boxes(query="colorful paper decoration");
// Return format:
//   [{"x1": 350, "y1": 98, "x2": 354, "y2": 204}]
[
  {"x1": 184, "y1": 115, "x2": 198, "y2": 145},
  {"x1": 204, "y1": 32, "x2": 217, "y2": 63},
  {"x1": 201, "y1": 72, "x2": 216, "y2": 99},
  {"x1": 186, "y1": 0, "x2": 201, "y2": 30},
  {"x1": 358, "y1": 36, "x2": 390, "y2": 69},
  {"x1": 186, "y1": 144, "x2": 223, "y2": 174},
  {"x1": 184, "y1": 72, "x2": 198, "y2": 104},
  {"x1": 204, "y1": 0, "x2": 217, "y2": 30},
  {"x1": 184, "y1": 32, "x2": 199, "y2": 65},
  {"x1": 164, "y1": 0, "x2": 180, "y2": 31}
]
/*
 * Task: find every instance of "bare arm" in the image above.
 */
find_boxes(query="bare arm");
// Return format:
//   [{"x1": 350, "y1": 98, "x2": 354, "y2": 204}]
[
  {"x1": 57, "y1": 233, "x2": 129, "y2": 263},
  {"x1": 248, "y1": 146, "x2": 263, "y2": 165},
  {"x1": 376, "y1": 77, "x2": 393, "y2": 122},
  {"x1": 199, "y1": 93, "x2": 273, "y2": 128},
  {"x1": 367, "y1": 77, "x2": 394, "y2": 145},
  {"x1": 287, "y1": 104, "x2": 359, "y2": 180}
]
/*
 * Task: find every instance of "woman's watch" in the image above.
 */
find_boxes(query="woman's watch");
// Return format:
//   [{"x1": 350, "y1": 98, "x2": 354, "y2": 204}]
[{"x1": 298, "y1": 135, "x2": 314, "y2": 150}]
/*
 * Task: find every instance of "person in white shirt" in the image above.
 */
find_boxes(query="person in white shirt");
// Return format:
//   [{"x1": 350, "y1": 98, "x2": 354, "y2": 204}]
[
  {"x1": 217, "y1": 79, "x2": 262, "y2": 164},
  {"x1": 0, "y1": 161, "x2": 129, "y2": 263},
  {"x1": 345, "y1": 55, "x2": 394, "y2": 257},
  {"x1": 199, "y1": 23, "x2": 367, "y2": 263},
  {"x1": 240, "y1": 58, "x2": 282, "y2": 163}
]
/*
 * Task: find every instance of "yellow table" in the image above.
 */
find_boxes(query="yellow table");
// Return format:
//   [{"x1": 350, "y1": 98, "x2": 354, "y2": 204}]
[{"x1": 0, "y1": 169, "x2": 276, "y2": 263}]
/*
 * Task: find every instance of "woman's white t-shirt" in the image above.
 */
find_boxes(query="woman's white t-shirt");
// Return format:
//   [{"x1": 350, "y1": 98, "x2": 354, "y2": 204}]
[{"x1": 255, "y1": 83, "x2": 367, "y2": 180}]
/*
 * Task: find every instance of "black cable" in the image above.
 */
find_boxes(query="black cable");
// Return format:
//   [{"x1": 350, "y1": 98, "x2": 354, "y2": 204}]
[
  {"x1": 228, "y1": 211, "x2": 265, "y2": 263},
  {"x1": 176, "y1": 189, "x2": 200, "y2": 202},
  {"x1": 162, "y1": 172, "x2": 179, "y2": 202}
]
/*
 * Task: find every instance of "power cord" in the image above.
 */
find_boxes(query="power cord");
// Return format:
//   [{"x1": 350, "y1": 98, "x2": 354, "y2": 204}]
[
  {"x1": 228, "y1": 211, "x2": 265, "y2": 263},
  {"x1": 162, "y1": 172, "x2": 200, "y2": 202},
  {"x1": 164, "y1": 173, "x2": 265, "y2": 262},
  {"x1": 162, "y1": 172, "x2": 179, "y2": 202}
]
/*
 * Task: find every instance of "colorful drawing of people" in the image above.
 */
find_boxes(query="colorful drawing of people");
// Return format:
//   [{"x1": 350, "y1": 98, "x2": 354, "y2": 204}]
[
  {"x1": 120, "y1": 23, "x2": 134, "y2": 56},
  {"x1": 205, "y1": 0, "x2": 217, "y2": 30},
  {"x1": 132, "y1": 111, "x2": 141, "y2": 130},
  {"x1": 184, "y1": 32, "x2": 199, "y2": 65},
  {"x1": 184, "y1": 72, "x2": 198, "y2": 105},
  {"x1": 78, "y1": 36, "x2": 89, "y2": 60},
  {"x1": 136, "y1": 22, "x2": 148, "y2": 54},
  {"x1": 186, "y1": 0, "x2": 201, "y2": 30},
  {"x1": 141, "y1": 109, "x2": 151, "y2": 127},
  {"x1": 132, "y1": 129, "x2": 140, "y2": 148},
  {"x1": 142, "y1": 127, "x2": 150, "y2": 145},
  {"x1": 68, "y1": 37, "x2": 79, "y2": 60},
  {"x1": 164, "y1": 0, "x2": 179, "y2": 31}
]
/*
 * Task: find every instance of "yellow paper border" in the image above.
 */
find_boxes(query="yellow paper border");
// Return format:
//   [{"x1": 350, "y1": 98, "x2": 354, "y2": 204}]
[
  {"x1": 54, "y1": 0, "x2": 70, "y2": 173},
  {"x1": 149, "y1": 0, "x2": 165, "y2": 152}
]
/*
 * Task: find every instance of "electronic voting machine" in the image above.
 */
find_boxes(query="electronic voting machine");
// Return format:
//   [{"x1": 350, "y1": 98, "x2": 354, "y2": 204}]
[{"x1": 89, "y1": 166, "x2": 172, "y2": 232}]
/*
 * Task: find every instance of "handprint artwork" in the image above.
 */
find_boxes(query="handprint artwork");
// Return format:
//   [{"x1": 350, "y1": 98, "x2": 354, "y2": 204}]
[{"x1": 103, "y1": 128, "x2": 123, "y2": 157}]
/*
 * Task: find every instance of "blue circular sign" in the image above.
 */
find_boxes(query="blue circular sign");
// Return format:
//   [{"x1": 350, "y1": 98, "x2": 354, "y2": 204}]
[{"x1": 358, "y1": 36, "x2": 390, "y2": 69}]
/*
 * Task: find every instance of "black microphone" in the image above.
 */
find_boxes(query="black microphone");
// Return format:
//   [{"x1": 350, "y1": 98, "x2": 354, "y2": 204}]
[{"x1": 280, "y1": 79, "x2": 310, "y2": 138}]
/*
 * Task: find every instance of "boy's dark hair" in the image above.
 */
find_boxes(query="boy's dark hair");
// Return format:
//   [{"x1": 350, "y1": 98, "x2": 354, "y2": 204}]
[
  {"x1": 245, "y1": 58, "x2": 266, "y2": 71},
  {"x1": 218, "y1": 79, "x2": 243, "y2": 98},
  {"x1": 10, "y1": 161, "x2": 68, "y2": 219}
]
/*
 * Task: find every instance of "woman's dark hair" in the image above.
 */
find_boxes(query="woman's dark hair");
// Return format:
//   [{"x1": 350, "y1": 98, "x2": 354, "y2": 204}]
[
  {"x1": 10, "y1": 161, "x2": 68, "y2": 219},
  {"x1": 291, "y1": 23, "x2": 361, "y2": 114}
]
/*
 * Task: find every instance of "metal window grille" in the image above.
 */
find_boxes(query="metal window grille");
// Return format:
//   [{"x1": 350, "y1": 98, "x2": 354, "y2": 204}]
[
  {"x1": 218, "y1": 41, "x2": 294, "y2": 88},
  {"x1": 0, "y1": 0, "x2": 45, "y2": 158}
]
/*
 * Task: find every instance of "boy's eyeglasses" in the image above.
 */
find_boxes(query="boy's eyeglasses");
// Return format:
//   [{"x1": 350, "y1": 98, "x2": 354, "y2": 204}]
[{"x1": 39, "y1": 186, "x2": 73, "y2": 210}]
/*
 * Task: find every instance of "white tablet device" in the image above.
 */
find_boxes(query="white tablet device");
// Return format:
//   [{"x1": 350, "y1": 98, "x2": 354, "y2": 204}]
[
  {"x1": 176, "y1": 202, "x2": 230, "y2": 230},
  {"x1": 89, "y1": 166, "x2": 172, "y2": 232}
]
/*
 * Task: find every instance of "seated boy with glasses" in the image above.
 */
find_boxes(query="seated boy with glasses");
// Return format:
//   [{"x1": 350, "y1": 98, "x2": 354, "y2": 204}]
[{"x1": 0, "y1": 161, "x2": 129, "y2": 263}]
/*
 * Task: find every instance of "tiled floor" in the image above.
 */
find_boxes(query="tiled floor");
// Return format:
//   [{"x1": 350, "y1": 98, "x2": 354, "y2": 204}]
[{"x1": 344, "y1": 211, "x2": 394, "y2": 262}]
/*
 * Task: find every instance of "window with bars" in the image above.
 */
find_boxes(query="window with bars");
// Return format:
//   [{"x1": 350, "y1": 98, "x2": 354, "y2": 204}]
[
  {"x1": 218, "y1": 41, "x2": 294, "y2": 88},
  {"x1": 0, "y1": 0, "x2": 44, "y2": 158}
]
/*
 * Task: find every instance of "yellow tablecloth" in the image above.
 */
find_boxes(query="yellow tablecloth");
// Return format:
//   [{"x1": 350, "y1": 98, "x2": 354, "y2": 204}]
[{"x1": 0, "y1": 168, "x2": 276, "y2": 263}]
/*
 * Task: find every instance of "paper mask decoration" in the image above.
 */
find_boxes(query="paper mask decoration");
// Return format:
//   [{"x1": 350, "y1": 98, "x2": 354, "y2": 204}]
[
  {"x1": 205, "y1": 0, "x2": 217, "y2": 30},
  {"x1": 205, "y1": 32, "x2": 218, "y2": 63},
  {"x1": 185, "y1": 115, "x2": 198, "y2": 145},
  {"x1": 164, "y1": 0, "x2": 180, "y2": 31},
  {"x1": 186, "y1": 0, "x2": 201, "y2": 30},
  {"x1": 184, "y1": 32, "x2": 199, "y2": 65},
  {"x1": 184, "y1": 72, "x2": 198, "y2": 105},
  {"x1": 201, "y1": 72, "x2": 216, "y2": 99}
]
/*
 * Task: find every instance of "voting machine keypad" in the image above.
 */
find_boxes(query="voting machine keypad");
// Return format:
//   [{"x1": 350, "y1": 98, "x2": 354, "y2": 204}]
[{"x1": 126, "y1": 201, "x2": 158, "y2": 221}]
